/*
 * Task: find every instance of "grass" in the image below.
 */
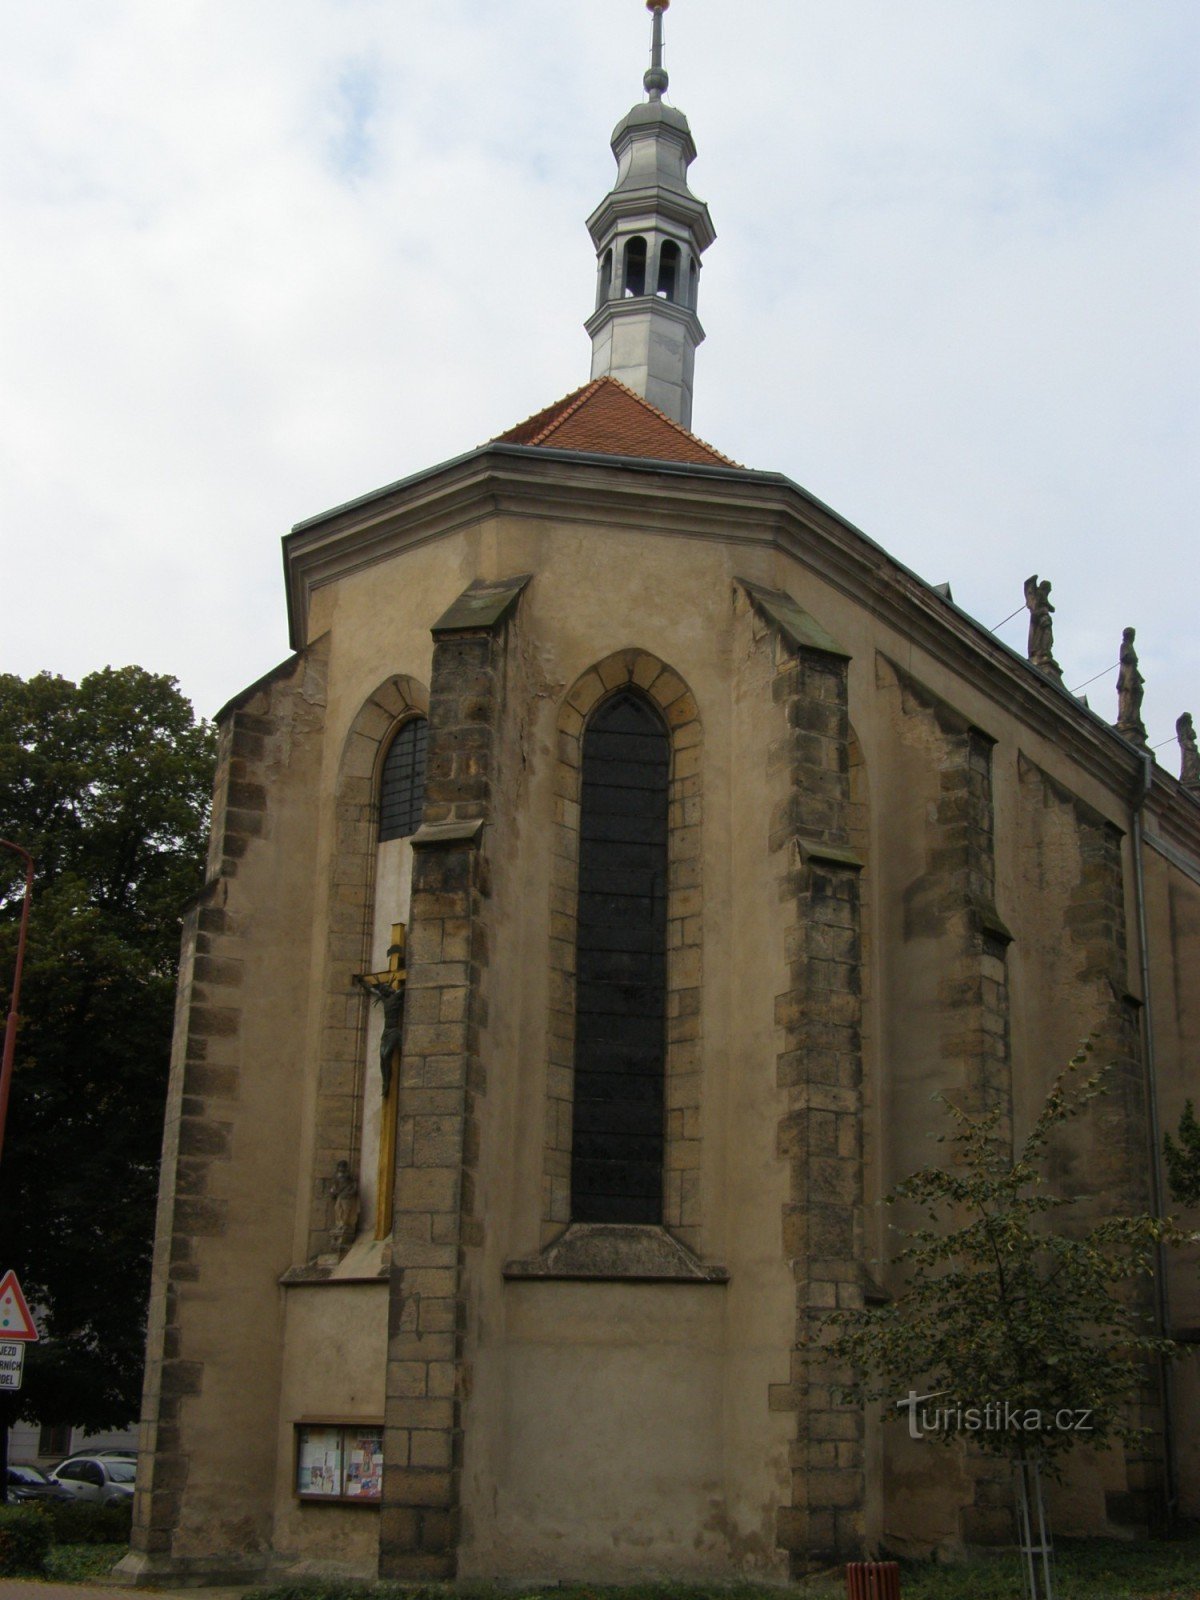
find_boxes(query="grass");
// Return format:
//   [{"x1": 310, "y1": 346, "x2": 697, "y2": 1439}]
[
  {"x1": 246, "y1": 1541, "x2": 1200, "y2": 1600},
  {"x1": 889, "y1": 1535, "x2": 1200, "y2": 1597},
  {"x1": 26, "y1": 1536, "x2": 1200, "y2": 1597}
]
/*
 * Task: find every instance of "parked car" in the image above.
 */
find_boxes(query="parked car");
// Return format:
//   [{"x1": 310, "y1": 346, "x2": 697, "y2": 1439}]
[
  {"x1": 6, "y1": 1461, "x2": 74, "y2": 1503},
  {"x1": 47, "y1": 1453, "x2": 136, "y2": 1505}
]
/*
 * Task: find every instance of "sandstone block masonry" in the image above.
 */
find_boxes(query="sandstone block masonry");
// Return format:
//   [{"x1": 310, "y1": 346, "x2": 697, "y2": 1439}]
[
  {"x1": 379, "y1": 578, "x2": 528, "y2": 1580},
  {"x1": 128, "y1": 644, "x2": 329, "y2": 1581},
  {"x1": 742, "y1": 584, "x2": 867, "y2": 1570}
]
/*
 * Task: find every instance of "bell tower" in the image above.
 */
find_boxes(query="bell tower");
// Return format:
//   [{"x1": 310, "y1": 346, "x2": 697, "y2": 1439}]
[{"x1": 585, "y1": 0, "x2": 716, "y2": 429}]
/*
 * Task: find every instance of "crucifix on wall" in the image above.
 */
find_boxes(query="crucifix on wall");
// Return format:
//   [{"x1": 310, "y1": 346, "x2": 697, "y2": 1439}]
[{"x1": 353, "y1": 923, "x2": 406, "y2": 1240}]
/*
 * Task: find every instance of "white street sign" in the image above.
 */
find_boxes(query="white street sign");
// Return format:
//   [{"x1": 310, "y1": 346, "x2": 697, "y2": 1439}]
[{"x1": 0, "y1": 1339, "x2": 25, "y2": 1390}]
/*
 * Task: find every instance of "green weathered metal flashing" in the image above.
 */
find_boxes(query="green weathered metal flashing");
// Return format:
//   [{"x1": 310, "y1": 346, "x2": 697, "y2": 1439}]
[
  {"x1": 431, "y1": 574, "x2": 532, "y2": 636},
  {"x1": 736, "y1": 577, "x2": 850, "y2": 660}
]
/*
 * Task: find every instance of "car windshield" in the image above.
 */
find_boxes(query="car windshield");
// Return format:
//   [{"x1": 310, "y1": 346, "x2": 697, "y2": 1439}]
[
  {"x1": 10, "y1": 1464, "x2": 49, "y2": 1484},
  {"x1": 106, "y1": 1460, "x2": 136, "y2": 1481}
]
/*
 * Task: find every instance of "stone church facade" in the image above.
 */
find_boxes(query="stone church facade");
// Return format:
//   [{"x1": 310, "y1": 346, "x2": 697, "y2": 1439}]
[{"x1": 122, "y1": 7, "x2": 1199, "y2": 1585}]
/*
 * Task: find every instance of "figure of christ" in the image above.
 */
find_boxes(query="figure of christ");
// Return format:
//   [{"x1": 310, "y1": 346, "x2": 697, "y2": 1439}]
[{"x1": 354, "y1": 971, "x2": 406, "y2": 1100}]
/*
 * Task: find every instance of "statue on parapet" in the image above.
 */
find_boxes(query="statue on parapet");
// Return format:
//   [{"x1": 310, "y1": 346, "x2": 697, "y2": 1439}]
[
  {"x1": 1023, "y1": 575, "x2": 1062, "y2": 682},
  {"x1": 1178, "y1": 713, "x2": 1200, "y2": 791},
  {"x1": 1115, "y1": 627, "x2": 1148, "y2": 748}
]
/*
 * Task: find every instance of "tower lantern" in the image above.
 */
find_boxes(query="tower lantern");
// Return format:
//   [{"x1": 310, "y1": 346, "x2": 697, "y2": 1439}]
[{"x1": 584, "y1": 0, "x2": 715, "y2": 428}]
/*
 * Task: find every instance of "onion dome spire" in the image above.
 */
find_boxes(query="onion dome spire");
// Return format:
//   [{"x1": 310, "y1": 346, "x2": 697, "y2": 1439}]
[{"x1": 584, "y1": 1, "x2": 715, "y2": 430}]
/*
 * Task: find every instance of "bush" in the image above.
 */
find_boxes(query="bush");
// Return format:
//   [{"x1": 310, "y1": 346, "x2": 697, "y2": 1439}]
[
  {"x1": 46, "y1": 1541, "x2": 128, "y2": 1582},
  {"x1": 0, "y1": 1503, "x2": 52, "y2": 1576},
  {"x1": 39, "y1": 1496, "x2": 133, "y2": 1544}
]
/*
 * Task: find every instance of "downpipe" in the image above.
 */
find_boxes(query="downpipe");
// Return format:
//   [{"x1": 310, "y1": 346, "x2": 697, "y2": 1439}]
[{"x1": 1129, "y1": 750, "x2": 1178, "y2": 1521}]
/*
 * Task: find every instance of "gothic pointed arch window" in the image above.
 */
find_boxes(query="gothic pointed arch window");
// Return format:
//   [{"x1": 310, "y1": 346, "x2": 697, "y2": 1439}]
[
  {"x1": 378, "y1": 716, "x2": 428, "y2": 842},
  {"x1": 308, "y1": 676, "x2": 427, "y2": 1264},
  {"x1": 543, "y1": 652, "x2": 704, "y2": 1247},
  {"x1": 571, "y1": 690, "x2": 670, "y2": 1223}
]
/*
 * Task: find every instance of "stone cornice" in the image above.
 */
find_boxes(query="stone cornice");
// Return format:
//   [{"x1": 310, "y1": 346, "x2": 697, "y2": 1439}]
[
  {"x1": 584, "y1": 294, "x2": 704, "y2": 346},
  {"x1": 1147, "y1": 765, "x2": 1200, "y2": 864},
  {"x1": 586, "y1": 187, "x2": 717, "y2": 251},
  {"x1": 282, "y1": 444, "x2": 1185, "y2": 822}
]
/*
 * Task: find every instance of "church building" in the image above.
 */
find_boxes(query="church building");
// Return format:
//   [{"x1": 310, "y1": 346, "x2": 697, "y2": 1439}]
[{"x1": 123, "y1": 3, "x2": 1200, "y2": 1584}]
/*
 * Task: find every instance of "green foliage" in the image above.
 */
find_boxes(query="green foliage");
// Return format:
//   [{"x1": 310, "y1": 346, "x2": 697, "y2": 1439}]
[
  {"x1": 0, "y1": 666, "x2": 215, "y2": 1433},
  {"x1": 45, "y1": 1539, "x2": 128, "y2": 1581},
  {"x1": 1163, "y1": 1100, "x2": 1200, "y2": 1208},
  {"x1": 37, "y1": 1495, "x2": 132, "y2": 1544},
  {"x1": 0, "y1": 1503, "x2": 52, "y2": 1575},
  {"x1": 242, "y1": 1543, "x2": 1200, "y2": 1600},
  {"x1": 246, "y1": 1587, "x2": 844, "y2": 1600},
  {"x1": 815, "y1": 1043, "x2": 1183, "y2": 1465}
]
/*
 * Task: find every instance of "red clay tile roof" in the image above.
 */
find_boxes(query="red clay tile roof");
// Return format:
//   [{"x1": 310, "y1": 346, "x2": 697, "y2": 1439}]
[{"x1": 493, "y1": 377, "x2": 738, "y2": 468}]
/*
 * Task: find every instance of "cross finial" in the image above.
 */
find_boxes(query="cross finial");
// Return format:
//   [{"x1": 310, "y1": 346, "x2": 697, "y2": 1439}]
[{"x1": 644, "y1": 1, "x2": 670, "y2": 101}]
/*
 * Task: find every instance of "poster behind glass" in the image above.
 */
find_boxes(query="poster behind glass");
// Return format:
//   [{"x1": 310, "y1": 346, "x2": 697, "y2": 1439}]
[
  {"x1": 343, "y1": 1428, "x2": 383, "y2": 1501},
  {"x1": 296, "y1": 1426, "x2": 343, "y2": 1498}
]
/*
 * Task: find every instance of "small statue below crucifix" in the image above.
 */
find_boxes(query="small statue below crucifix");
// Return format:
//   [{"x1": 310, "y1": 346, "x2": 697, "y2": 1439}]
[{"x1": 354, "y1": 925, "x2": 407, "y2": 1100}]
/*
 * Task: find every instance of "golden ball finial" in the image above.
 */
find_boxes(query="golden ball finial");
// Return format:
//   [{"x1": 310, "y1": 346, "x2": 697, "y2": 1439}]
[{"x1": 646, "y1": 1, "x2": 669, "y2": 11}]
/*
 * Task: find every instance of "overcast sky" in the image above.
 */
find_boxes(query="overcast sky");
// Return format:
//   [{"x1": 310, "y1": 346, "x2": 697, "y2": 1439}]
[{"x1": 1, "y1": 1, "x2": 1196, "y2": 761}]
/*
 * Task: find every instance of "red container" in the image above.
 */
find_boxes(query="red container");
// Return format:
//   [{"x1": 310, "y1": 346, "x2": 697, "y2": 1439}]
[{"x1": 846, "y1": 1560, "x2": 901, "y2": 1600}]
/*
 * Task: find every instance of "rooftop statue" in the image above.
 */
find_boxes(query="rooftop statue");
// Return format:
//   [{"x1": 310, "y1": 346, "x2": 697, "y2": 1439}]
[
  {"x1": 1178, "y1": 712, "x2": 1200, "y2": 790},
  {"x1": 1023, "y1": 575, "x2": 1063, "y2": 682},
  {"x1": 1115, "y1": 626, "x2": 1148, "y2": 748}
]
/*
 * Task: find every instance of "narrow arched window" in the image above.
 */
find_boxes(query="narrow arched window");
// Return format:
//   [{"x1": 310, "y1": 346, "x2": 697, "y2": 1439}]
[
  {"x1": 656, "y1": 241, "x2": 680, "y2": 302},
  {"x1": 623, "y1": 236, "x2": 647, "y2": 298},
  {"x1": 598, "y1": 248, "x2": 613, "y2": 307},
  {"x1": 571, "y1": 692, "x2": 669, "y2": 1223},
  {"x1": 378, "y1": 717, "x2": 428, "y2": 842}
]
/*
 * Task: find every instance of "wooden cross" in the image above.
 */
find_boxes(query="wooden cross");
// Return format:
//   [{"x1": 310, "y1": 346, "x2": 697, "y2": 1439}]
[
  {"x1": 353, "y1": 923, "x2": 407, "y2": 1240},
  {"x1": 357, "y1": 923, "x2": 407, "y2": 993}
]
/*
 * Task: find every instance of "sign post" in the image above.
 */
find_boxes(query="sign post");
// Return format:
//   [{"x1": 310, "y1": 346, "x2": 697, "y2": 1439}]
[
  {"x1": 0, "y1": 1269, "x2": 38, "y2": 1391},
  {"x1": 0, "y1": 1269, "x2": 37, "y2": 1504},
  {"x1": 0, "y1": 1270, "x2": 38, "y2": 1347}
]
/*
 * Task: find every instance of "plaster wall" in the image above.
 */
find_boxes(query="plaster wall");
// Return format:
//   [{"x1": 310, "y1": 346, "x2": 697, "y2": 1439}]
[
  {"x1": 272, "y1": 1284, "x2": 388, "y2": 1572},
  {"x1": 143, "y1": 478, "x2": 1198, "y2": 1578}
]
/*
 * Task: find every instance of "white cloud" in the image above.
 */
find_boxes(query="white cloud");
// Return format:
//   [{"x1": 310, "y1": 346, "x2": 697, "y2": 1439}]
[{"x1": 0, "y1": 0, "x2": 1195, "y2": 758}]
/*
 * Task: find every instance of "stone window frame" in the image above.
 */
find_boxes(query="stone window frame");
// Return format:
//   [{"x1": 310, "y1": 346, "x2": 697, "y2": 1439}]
[
  {"x1": 305, "y1": 673, "x2": 428, "y2": 1263},
  {"x1": 543, "y1": 648, "x2": 703, "y2": 1250}
]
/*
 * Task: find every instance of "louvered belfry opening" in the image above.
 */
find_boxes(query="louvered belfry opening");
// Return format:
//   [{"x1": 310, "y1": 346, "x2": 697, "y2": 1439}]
[{"x1": 571, "y1": 690, "x2": 669, "y2": 1223}]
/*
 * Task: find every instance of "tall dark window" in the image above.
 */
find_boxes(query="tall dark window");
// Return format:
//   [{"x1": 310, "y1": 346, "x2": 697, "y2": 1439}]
[
  {"x1": 623, "y1": 236, "x2": 647, "y2": 298},
  {"x1": 378, "y1": 717, "x2": 428, "y2": 842},
  {"x1": 571, "y1": 692, "x2": 669, "y2": 1223},
  {"x1": 656, "y1": 240, "x2": 680, "y2": 301}
]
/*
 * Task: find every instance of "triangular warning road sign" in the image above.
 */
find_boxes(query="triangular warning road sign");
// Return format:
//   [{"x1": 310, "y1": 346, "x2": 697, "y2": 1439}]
[{"x1": 0, "y1": 1270, "x2": 38, "y2": 1340}]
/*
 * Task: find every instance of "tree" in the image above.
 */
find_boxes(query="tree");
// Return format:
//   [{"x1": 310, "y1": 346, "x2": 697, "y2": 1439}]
[
  {"x1": 813, "y1": 1044, "x2": 1182, "y2": 1598},
  {"x1": 0, "y1": 668, "x2": 215, "y2": 1455},
  {"x1": 1163, "y1": 1101, "x2": 1200, "y2": 1208}
]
